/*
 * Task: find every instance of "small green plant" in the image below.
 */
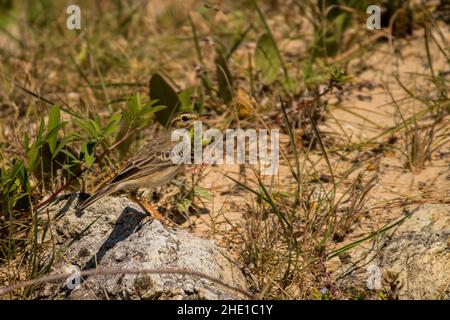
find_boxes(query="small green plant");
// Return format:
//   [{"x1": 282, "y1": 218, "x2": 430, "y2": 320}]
[
  {"x1": 24, "y1": 105, "x2": 72, "y2": 184},
  {"x1": 73, "y1": 113, "x2": 121, "y2": 168},
  {"x1": 392, "y1": 23, "x2": 449, "y2": 173},
  {"x1": 308, "y1": 0, "x2": 365, "y2": 58},
  {"x1": 0, "y1": 158, "x2": 34, "y2": 291},
  {"x1": 402, "y1": 123, "x2": 436, "y2": 172},
  {"x1": 0, "y1": 88, "x2": 170, "y2": 298},
  {"x1": 252, "y1": 0, "x2": 293, "y2": 92}
]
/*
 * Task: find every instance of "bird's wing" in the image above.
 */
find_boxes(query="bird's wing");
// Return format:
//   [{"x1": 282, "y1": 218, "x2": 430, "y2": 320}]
[{"x1": 109, "y1": 137, "x2": 179, "y2": 185}]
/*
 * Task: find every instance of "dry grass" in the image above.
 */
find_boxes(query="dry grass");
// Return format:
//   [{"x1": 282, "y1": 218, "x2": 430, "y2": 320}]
[{"x1": 0, "y1": 0, "x2": 449, "y2": 299}]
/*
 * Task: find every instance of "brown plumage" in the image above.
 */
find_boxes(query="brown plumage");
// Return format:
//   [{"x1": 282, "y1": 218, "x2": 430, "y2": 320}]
[{"x1": 76, "y1": 112, "x2": 199, "y2": 212}]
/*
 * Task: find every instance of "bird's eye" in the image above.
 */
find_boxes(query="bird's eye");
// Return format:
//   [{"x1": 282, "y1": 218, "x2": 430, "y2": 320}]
[{"x1": 182, "y1": 115, "x2": 189, "y2": 122}]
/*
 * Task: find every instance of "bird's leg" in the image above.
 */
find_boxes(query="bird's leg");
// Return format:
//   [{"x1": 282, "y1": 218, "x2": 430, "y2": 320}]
[
  {"x1": 128, "y1": 190, "x2": 152, "y2": 217},
  {"x1": 129, "y1": 190, "x2": 170, "y2": 225}
]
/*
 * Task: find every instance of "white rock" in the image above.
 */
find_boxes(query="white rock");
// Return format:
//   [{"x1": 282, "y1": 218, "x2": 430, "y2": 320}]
[{"x1": 39, "y1": 194, "x2": 248, "y2": 300}]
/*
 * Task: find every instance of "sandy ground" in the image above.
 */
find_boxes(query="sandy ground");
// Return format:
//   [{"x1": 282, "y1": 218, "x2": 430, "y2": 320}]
[{"x1": 159, "y1": 24, "x2": 450, "y2": 260}]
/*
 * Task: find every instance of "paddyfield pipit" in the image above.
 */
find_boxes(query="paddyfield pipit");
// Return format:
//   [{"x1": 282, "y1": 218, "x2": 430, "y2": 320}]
[{"x1": 76, "y1": 112, "x2": 200, "y2": 212}]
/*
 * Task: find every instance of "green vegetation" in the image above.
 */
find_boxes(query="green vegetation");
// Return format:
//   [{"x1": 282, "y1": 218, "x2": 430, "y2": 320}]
[{"x1": 0, "y1": 0, "x2": 448, "y2": 299}]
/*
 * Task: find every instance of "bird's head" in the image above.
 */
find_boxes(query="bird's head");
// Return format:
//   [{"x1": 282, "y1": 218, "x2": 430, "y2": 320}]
[{"x1": 169, "y1": 112, "x2": 200, "y2": 129}]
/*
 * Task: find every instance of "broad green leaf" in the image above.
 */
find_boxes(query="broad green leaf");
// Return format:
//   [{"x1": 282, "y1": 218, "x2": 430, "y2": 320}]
[
  {"x1": 215, "y1": 51, "x2": 234, "y2": 104},
  {"x1": 255, "y1": 33, "x2": 281, "y2": 84},
  {"x1": 149, "y1": 73, "x2": 180, "y2": 127}
]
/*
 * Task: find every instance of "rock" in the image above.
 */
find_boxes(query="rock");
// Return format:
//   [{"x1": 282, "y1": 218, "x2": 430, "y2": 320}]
[
  {"x1": 377, "y1": 204, "x2": 450, "y2": 299},
  {"x1": 39, "y1": 193, "x2": 248, "y2": 300},
  {"x1": 332, "y1": 204, "x2": 450, "y2": 299}
]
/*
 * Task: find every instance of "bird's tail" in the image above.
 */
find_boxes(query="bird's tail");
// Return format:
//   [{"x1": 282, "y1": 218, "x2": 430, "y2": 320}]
[{"x1": 76, "y1": 185, "x2": 115, "y2": 212}]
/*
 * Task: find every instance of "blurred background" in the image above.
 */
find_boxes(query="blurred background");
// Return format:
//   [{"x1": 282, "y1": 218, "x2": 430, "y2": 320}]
[{"x1": 0, "y1": 0, "x2": 449, "y2": 299}]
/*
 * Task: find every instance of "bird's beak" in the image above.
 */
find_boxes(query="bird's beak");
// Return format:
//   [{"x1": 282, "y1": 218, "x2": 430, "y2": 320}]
[{"x1": 198, "y1": 114, "x2": 210, "y2": 120}]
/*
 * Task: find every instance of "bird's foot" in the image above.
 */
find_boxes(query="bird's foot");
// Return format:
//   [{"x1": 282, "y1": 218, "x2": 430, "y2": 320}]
[{"x1": 130, "y1": 194, "x2": 171, "y2": 226}]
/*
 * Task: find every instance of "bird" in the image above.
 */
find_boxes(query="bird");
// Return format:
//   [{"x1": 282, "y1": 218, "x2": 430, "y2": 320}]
[{"x1": 76, "y1": 111, "x2": 201, "y2": 213}]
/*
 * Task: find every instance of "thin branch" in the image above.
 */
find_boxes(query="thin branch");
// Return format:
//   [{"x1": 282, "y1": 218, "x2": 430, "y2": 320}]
[
  {"x1": 0, "y1": 72, "x2": 79, "y2": 117},
  {"x1": 0, "y1": 267, "x2": 255, "y2": 299}
]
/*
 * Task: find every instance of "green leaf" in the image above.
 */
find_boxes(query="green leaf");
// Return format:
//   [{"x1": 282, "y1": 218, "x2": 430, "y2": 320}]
[
  {"x1": 102, "y1": 113, "x2": 122, "y2": 138},
  {"x1": 51, "y1": 135, "x2": 74, "y2": 160},
  {"x1": 141, "y1": 98, "x2": 159, "y2": 110},
  {"x1": 178, "y1": 87, "x2": 195, "y2": 112},
  {"x1": 74, "y1": 119, "x2": 97, "y2": 138},
  {"x1": 194, "y1": 186, "x2": 213, "y2": 201},
  {"x1": 59, "y1": 148, "x2": 79, "y2": 162},
  {"x1": 23, "y1": 133, "x2": 29, "y2": 153},
  {"x1": 303, "y1": 60, "x2": 327, "y2": 87},
  {"x1": 81, "y1": 141, "x2": 95, "y2": 167},
  {"x1": 89, "y1": 119, "x2": 102, "y2": 135},
  {"x1": 123, "y1": 93, "x2": 167, "y2": 130},
  {"x1": 149, "y1": 73, "x2": 180, "y2": 127},
  {"x1": 255, "y1": 33, "x2": 281, "y2": 84},
  {"x1": 44, "y1": 122, "x2": 67, "y2": 143},
  {"x1": 252, "y1": 0, "x2": 290, "y2": 87},
  {"x1": 215, "y1": 51, "x2": 234, "y2": 104},
  {"x1": 47, "y1": 105, "x2": 61, "y2": 154},
  {"x1": 27, "y1": 145, "x2": 38, "y2": 172},
  {"x1": 128, "y1": 93, "x2": 140, "y2": 118},
  {"x1": 36, "y1": 118, "x2": 45, "y2": 143},
  {"x1": 140, "y1": 104, "x2": 166, "y2": 117},
  {"x1": 176, "y1": 198, "x2": 192, "y2": 215},
  {"x1": 123, "y1": 93, "x2": 139, "y2": 123}
]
